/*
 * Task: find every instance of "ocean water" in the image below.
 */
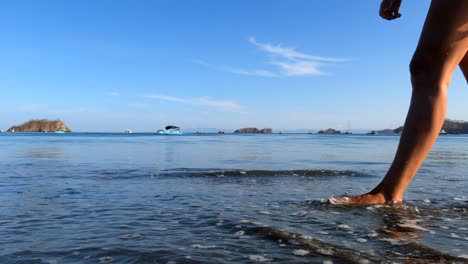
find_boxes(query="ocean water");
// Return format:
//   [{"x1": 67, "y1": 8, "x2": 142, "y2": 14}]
[{"x1": 0, "y1": 133, "x2": 467, "y2": 264}]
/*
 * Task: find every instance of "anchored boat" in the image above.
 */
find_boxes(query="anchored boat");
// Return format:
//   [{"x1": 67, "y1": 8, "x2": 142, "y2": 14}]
[{"x1": 157, "y1": 126, "x2": 182, "y2": 135}]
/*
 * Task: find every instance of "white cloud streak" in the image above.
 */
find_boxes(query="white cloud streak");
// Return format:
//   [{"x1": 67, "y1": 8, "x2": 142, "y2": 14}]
[
  {"x1": 194, "y1": 60, "x2": 278, "y2": 77},
  {"x1": 248, "y1": 37, "x2": 349, "y2": 76},
  {"x1": 249, "y1": 37, "x2": 346, "y2": 62},
  {"x1": 227, "y1": 68, "x2": 279, "y2": 77},
  {"x1": 271, "y1": 61, "x2": 323, "y2": 76},
  {"x1": 144, "y1": 94, "x2": 245, "y2": 113},
  {"x1": 196, "y1": 38, "x2": 346, "y2": 77}
]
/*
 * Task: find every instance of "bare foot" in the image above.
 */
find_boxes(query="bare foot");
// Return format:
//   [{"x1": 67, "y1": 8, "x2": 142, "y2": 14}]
[
  {"x1": 348, "y1": 193, "x2": 399, "y2": 204},
  {"x1": 329, "y1": 192, "x2": 402, "y2": 205}
]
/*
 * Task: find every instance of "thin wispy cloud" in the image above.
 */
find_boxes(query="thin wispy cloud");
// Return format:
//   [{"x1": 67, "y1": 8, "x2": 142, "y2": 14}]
[
  {"x1": 144, "y1": 94, "x2": 245, "y2": 113},
  {"x1": 197, "y1": 38, "x2": 346, "y2": 77},
  {"x1": 194, "y1": 60, "x2": 278, "y2": 77},
  {"x1": 227, "y1": 68, "x2": 279, "y2": 77},
  {"x1": 110, "y1": 92, "x2": 120, "y2": 97},
  {"x1": 249, "y1": 37, "x2": 348, "y2": 76},
  {"x1": 248, "y1": 37, "x2": 346, "y2": 62},
  {"x1": 271, "y1": 61, "x2": 322, "y2": 76}
]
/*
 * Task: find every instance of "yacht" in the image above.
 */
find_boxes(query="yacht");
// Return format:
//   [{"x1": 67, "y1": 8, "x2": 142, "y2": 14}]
[
  {"x1": 124, "y1": 129, "x2": 133, "y2": 134},
  {"x1": 157, "y1": 126, "x2": 182, "y2": 135},
  {"x1": 344, "y1": 121, "x2": 352, "y2": 134}
]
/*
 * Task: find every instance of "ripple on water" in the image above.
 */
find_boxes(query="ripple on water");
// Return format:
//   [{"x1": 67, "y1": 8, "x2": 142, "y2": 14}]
[
  {"x1": 249, "y1": 255, "x2": 273, "y2": 262},
  {"x1": 118, "y1": 233, "x2": 145, "y2": 240},
  {"x1": 190, "y1": 244, "x2": 217, "y2": 249},
  {"x1": 152, "y1": 227, "x2": 168, "y2": 231},
  {"x1": 99, "y1": 256, "x2": 114, "y2": 263},
  {"x1": 235, "y1": 230, "x2": 246, "y2": 236},
  {"x1": 292, "y1": 249, "x2": 310, "y2": 256}
]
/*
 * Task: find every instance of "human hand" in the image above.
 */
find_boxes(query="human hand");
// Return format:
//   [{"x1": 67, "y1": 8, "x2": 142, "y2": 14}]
[{"x1": 380, "y1": 0, "x2": 402, "y2": 20}]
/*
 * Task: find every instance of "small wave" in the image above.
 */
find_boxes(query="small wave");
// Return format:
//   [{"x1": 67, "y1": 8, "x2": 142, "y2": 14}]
[
  {"x1": 1, "y1": 247, "x2": 194, "y2": 264},
  {"x1": 247, "y1": 225, "x2": 467, "y2": 263},
  {"x1": 157, "y1": 168, "x2": 368, "y2": 178},
  {"x1": 94, "y1": 168, "x2": 368, "y2": 180},
  {"x1": 247, "y1": 226, "x2": 379, "y2": 264},
  {"x1": 401, "y1": 200, "x2": 468, "y2": 216}
]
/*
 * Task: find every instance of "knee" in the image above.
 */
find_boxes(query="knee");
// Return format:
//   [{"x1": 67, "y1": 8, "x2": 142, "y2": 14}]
[
  {"x1": 409, "y1": 52, "x2": 450, "y2": 94},
  {"x1": 409, "y1": 52, "x2": 433, "y2": 80}
]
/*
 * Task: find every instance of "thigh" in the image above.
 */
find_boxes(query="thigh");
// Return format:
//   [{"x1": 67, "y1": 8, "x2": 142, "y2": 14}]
[{"x1": 412, "y1": 0, "x2": 468, "y2": 81}]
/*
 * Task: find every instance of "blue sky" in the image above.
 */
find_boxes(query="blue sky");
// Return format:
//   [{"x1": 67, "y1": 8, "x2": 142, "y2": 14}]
[{"x1": 1, "y1": 0, "x2": 467, "y2": 132}]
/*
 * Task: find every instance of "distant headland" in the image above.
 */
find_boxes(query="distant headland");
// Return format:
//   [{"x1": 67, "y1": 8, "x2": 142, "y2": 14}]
[
  {"x1": 440, "y1": 119, "x2": 468, "y2": 134},
  {"x1": 7, "y1": 119, "x2": 71, "y2": 132},
  {"x1": 375, "y1": 119, "x2": 468, "y2": 135}
]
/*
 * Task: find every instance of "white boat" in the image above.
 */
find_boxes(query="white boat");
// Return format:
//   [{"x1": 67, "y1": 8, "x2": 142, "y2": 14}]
[
  {"x1": 440, "y1": 129, "x2": 447, "y2": 135},
  {"x1": 157, "y1": 126, "x2": 182, "y2": 135},
  {"x1": 124, "y1": 129, "x2": 133, "y2": 134}
]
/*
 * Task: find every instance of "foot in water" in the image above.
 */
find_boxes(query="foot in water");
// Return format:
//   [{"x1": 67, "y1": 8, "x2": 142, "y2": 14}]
[{"x1": 328, "y1": 192, "x2": 402, "y2": 205}]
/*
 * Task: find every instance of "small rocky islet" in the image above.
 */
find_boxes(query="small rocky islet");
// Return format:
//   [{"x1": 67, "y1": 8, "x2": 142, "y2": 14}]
[
  {"x1": 234, "y1": 127, "x2": 272, "y2": 133},
  {"x1": 7, "y1": 119, "x2": 71, "y2": 132}
]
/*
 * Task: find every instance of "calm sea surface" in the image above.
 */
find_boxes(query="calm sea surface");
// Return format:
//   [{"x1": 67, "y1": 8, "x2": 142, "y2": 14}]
[{"x1": 0, "y1": 133, "x2": 467, "y2": 263}]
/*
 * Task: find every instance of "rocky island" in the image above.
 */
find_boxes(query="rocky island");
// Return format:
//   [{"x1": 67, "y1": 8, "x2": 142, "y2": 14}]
[
  {"x1": 318, "y1": 128, "x2": 341, "y2": 134},
  {"x1": 234, "y1": 127, "x2": 272, "y2": 133},
  {"x1": 8, "y1": 119, "x2": 71, "y2": 132}
]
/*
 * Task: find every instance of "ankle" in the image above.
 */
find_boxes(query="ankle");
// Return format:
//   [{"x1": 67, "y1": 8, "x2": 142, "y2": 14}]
[{"x1": 369, "y1": 188, "x2": 403, "y2": 203}]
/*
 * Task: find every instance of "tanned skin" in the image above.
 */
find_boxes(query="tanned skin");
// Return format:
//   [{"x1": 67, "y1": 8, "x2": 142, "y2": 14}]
[{"x1": 344, "y1": 0, "x2": 468, "y2": 204}]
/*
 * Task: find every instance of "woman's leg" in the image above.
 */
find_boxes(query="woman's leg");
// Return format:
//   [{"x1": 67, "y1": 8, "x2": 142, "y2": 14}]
[
  {"x1": 460, "y1": 53, "x2": 468, "y2": 81},
  {"x1": 348, "y1": 0, "x2": 468, "y2": 204}
]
